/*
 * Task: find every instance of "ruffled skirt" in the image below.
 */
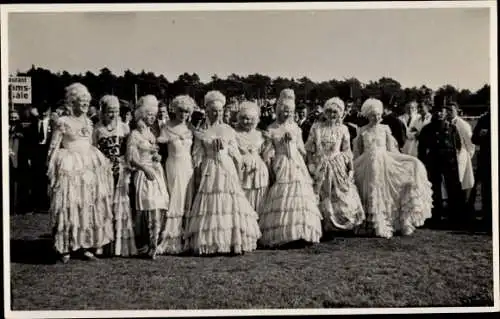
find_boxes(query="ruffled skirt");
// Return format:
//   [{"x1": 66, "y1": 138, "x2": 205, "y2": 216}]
[
  {"x1": 239, "y1": 156, "x2": 269, "y2": 213},
  {"x1": 259, "y1": 154, "x2": 322, "y2": 247},
  {"x1": 48, "y1": 145, "x2": 114, "y2": 254},
  {"x1": 133, "y1": 162, "x2": 169, "y2": 254},
  {"x1": 353, "y1": 149, "x2": 433, "y2": 238},
  {"x1": 101, "y1": 165, "x2": 137, "y2": 257},
  {"x1": 313, "y1": 153, "x2": 365, "y2": 232},
  {"x1": 184, "y1": 156, "x2": 261, "y2": 255}
]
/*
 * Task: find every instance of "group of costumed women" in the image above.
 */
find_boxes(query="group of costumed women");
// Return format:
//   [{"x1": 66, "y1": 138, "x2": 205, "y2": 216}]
[{"x1": 47, "y1": 82, "x2": 433, "y2": 263}]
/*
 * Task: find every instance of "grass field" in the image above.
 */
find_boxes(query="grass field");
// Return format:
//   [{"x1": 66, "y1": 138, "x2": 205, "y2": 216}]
[{"x1": 9, "y1": 213, "x2": 493, "y2": 310}]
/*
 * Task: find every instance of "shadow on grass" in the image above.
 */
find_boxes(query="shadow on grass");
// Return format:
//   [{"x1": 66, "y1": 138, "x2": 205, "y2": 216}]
[{"x1": 10, "y1": 237, "x2": 57, "y2": 265}]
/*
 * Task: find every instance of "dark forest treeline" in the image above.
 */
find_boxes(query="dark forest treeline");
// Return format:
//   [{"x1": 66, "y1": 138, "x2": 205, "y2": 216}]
[{"x1": 15, "y1": 65, "x2": 490, "y2": 115}]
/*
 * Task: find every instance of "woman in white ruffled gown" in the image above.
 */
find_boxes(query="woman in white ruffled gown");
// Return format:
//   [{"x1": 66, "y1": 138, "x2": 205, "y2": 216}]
[
  {"x1": 184, "y1": 91, "x2": 261, "y2": 256},
  {"x1": 156, "y1": 95, "x2": 196, "y2": 255},
  {"x1": 353, "y1": 98, "x2": 433, "y2": 238},
  {"x1": 47, "y1": 83, "x2": 114, "y2": 263},
  {"x1": 401, "y1": 102, "x2": 432, "y2": 157},
  {"x1": 259, "y1": 89, "x2": 322, "y2": 248},
  {"x1": 126, "y1": 95, "x2": 170, "y2": 259},
  {"x1": 93, "y1": 95, "x2": 137, "y2": 257},
  {"x1": 234, "y1": 101, "x2": 269, "y2": 213},
  {"x1": 305, "y1": 97, "x2": 365, "y2": 234}
]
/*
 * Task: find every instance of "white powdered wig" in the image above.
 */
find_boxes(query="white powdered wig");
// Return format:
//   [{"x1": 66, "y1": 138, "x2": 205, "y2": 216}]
[
  {"x1": 238, "y1": 101, "x2": 261, "y2": 120},
  {"x1": 361, "y1": 98, "x2": 384, "y2": 117},
  {"x1": 99, "y1": 95, "x2": 120, "y2": 111},
  {"x1": 170, "y1": 95, "x2": 197, "y2": 113},
  {"x1": 204, "y1": 90, "x2": 226, "y2": 109},
  {"x1": 324, "y1": 97, "x2": 345, "y2": 114},
  {"x1": 65, "y1": 82, "x2": 91, "y2": 106},
  {"x1": 278, "y1": 88, "x2": 295, "y2": 102},
  {"x1": 135, "y1": 94, "x2": 159, "y2": 121}
]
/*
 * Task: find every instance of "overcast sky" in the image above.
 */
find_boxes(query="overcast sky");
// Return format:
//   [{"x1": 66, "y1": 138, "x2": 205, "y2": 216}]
[{"x1": 8, "y1": 8, "x2": 491, "y2": 91}]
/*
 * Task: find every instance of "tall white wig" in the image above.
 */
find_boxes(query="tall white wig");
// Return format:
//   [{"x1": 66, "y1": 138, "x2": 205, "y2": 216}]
[
  {"x1": 99, "y1": 95, "x2": 120, "y2": 111},
  {"x1": 170, "y1": 95, "x2": 196, "y2": 113},
  {"x1": 361, "y1": 98, "x2": 384, "y2": 117},
  {"x1": 278, "y1": 88, "x2": 295, "y2": 102},
  {"x1": 238, "y1": 101, "x2": 260, "y2": 120},
  {"x1": 276, "y1": 97, "x2": 296, "y2": 114},
  {"x1": 134, "y1": 94, "x2": 159, "y2": 121},
  {"x1": 65, "y1": 83, "x2": 91, "y2": 107},
  {"x1": 324, "y1": 97, "x2": 345, "y2": 113},
  {"x1": 204, "y1": 90, "x2": 226, "y2": 109}
]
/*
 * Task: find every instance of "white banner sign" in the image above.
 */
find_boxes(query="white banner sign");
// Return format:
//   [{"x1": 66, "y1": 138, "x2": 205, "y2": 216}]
[{"x1": 9, "y1": 76, "x2": 32, "y2": 104}]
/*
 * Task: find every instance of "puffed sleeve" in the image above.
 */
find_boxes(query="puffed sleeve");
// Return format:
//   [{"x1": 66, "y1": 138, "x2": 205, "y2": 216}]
[
  {"x1": 261, "y1": 130, "x2": 275, "y2": 168},
  {"x1": 385, "y1": 125, "x2": 399, "y2": 153},
  {"x1": 157, "y1": 125, "x2": 169, "y2": 144},
  {"x1": 304, "y1": 122, "x2": 318, "y2": 154},
  {"x1": 340, "y1": 125, "x2": 352, "y2": 153},
  {"x1": 191, "y1": 129, "x2": 206, "y2": 169},
  {"x1": 226, "y1": 127, "x2": 242, "y2": 165},
  {"x1": 47, "y1": 117, "x2": 65, "y2": 167},
  {"x1": 352, "y1": 130, "x2": 364, "y2": 159},
  {"x1": 46, "y1": 117, "x2": 66, "y2": 187}
]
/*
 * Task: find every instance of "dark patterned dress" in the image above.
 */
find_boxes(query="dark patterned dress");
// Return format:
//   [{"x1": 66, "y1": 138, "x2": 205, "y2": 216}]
[{"x1": 94, "y1": 122, "x2": 137, "y2": 256}]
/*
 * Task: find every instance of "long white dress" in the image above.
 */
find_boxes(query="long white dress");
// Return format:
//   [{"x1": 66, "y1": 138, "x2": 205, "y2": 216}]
[
  {"x1": 47, "y1": 116, "x2": 114, "y2": 255},
  {"x1": 156, "y1": 121, "x2": 194, "y2": 255},
  {"x1": 401, "y1": 113, "x2": 432, "y2": 157},
  {"x1": 305, "y1": 121, "x2": 365, "y2": 232},
  {"x1": 353, "y1": 124, "x2": 433, "y2": 238},
  {"x1": 258, "y1": 121, "x2": 323, "y2": 247},
  {"x1": 235, "y1": 128, "x2": 269, "y2": 213},
  {"x1": 184, "y1": 123, "x2": 261, "y2": 255}
]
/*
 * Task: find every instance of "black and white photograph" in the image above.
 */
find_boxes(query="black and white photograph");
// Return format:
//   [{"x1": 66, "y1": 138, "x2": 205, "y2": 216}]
[{"x1": 1, "y1": 1, "x2": 498, "y2": 317}]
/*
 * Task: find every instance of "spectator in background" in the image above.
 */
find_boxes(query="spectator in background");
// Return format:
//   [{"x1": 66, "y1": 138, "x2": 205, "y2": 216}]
[
  {"x1": 343, "y1": 101, "x2": 359, "y2": 149},
  {"x1": 88, "y1": 105, "x2": 100, "y2": 125},
  {"x1": 30, "y1": 105, "x2": 52, "y2": 213},
  {"x1": 446, "y1": 102, "x2": 475, "y2": 204},
  {"x1": 418, "y1": 105, "x2": 465, "y2": 228},
  {"x1": 9, "y1": 110, "x2": 22, "y2": 214},
  {"x1": 402, "y1": 100, "x2": 432, "y2": 157},
  {"x1": 471, "y1": 111, "x2": 491, "y2": 233},
  {"x1": 398, "y1": 100, "x2": 419, "y2": 135},
  {"x1": 380, "y1": 102, "x2": 407, "y2": 150},
  {"x1": 120, "y1": 106, "x2": 133, "y2": 128},
  {"x1": 344, "y1": 99, "x2": 368, "y2": 128},
  {"x1": 16, "y1": 105, "x2": 36, "y2": 215},
  {"x1": 296, "y1": 103, "x2": 314, "y2": 142}
]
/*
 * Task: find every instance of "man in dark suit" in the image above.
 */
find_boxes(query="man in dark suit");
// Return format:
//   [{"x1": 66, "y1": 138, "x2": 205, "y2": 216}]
[
  {"x1": 471, "y1": 111, "x2": 491, "y2": 232},
  {"x1": 418, "y1": 105, "x2": 466, "y2": 228},
  {"x1": 152, "y1": 103, "x2": 169, "y2": 166},
  {"x1": 16, "y1": 106, "x2": 36, "y2": 214},
  {"x1": 258, "y1": 104, "x2": 275, "y2": 131},
  {"x1": 381, "y1": 103, "x2": 407, "y2": 150},
  {"x1": 296, "y1": 103, "x2": 314, "y2": 142},
  {"x1": 29, "y1": 106, "x2": 52, "y2": 213}
]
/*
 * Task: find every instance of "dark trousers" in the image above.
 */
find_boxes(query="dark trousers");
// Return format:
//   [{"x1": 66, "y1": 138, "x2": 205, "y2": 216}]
[
  {"x1": 9, "y1": 161, "x2": 18, "y2": 214},
  {"x1": 16, "y1": 154, "x2": 33, "y2": 214},
  {"x1": 427, "y1": 157, "x2": 466, "y2": 223},
  {"x1": 31, "y1": 144, "x2": 50, "y2": 212},
  {"x1": 480, "y1": 167, "x2": 492, "y2": 225}
]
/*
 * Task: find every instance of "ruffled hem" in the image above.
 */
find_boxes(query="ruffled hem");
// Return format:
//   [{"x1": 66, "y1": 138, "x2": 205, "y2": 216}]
[
  {"x1": 258, "y1": 224, "x2": 322, "y2": 247},
  {"x1": 183, "y1": 231, "x2": 260, "y2": 255},
  {"x1": 53, "y1": 223, "x2": 114, "y2": 254}
]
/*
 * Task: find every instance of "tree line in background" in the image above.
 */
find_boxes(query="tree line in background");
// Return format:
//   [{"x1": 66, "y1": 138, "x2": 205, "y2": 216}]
[{"x1": 15, "y1": 65, "x2": 490, "y2": 115}]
